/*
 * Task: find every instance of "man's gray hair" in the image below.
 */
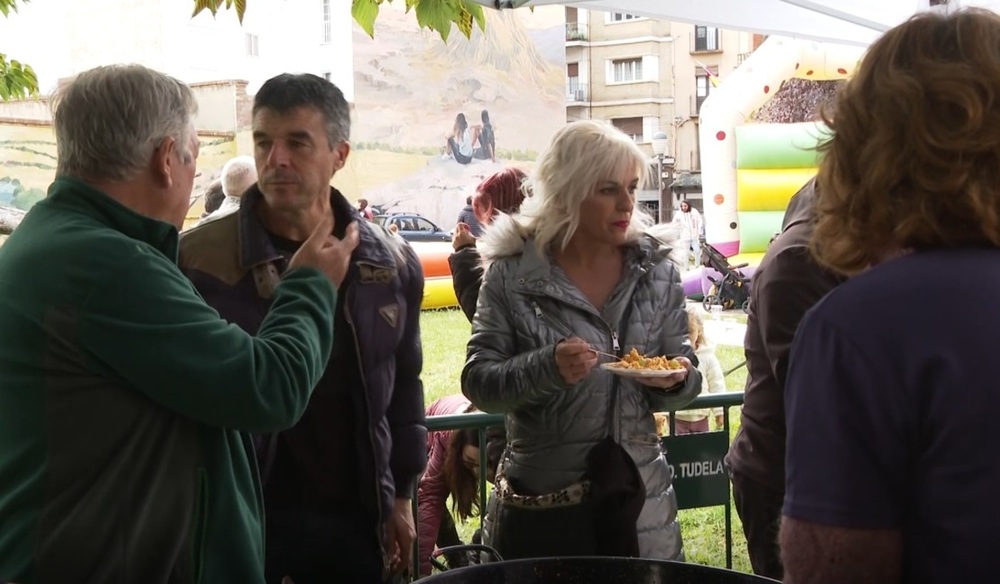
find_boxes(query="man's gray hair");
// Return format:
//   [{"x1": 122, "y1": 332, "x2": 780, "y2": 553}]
[
  {"x1": 52, "y1": 64, "x2": 198, "y2": 182},
  {"x1": 220, "y1": 155, "x2": 258, "y2": 197}
]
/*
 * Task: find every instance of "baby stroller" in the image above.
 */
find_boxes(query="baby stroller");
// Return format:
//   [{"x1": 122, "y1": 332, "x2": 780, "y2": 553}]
[{"x1": 700, "y1": 244, "x2": 752, "y2": 313}]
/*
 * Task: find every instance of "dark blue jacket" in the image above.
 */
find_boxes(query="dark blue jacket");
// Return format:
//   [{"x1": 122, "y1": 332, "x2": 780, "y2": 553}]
[{"x1": 179, "y1": 186, "x2": 427, "y2": 536}]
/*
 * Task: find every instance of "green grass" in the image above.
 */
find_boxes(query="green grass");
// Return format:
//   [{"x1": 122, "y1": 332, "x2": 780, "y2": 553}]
[
  {"x1": 419, "y1": 307, "x2": 753, "y2": 572},
  {"x1": 420, "y1": 308, "x2": 474, "y2": 405}
]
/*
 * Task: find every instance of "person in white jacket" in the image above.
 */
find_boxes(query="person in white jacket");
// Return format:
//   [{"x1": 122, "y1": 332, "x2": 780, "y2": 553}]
[
  {"x1": 674, "y1": 200, "x2": 703, "y2": 268},
  {"x1": 673, "y1": 306, "x2": 727, "y2": 434}
]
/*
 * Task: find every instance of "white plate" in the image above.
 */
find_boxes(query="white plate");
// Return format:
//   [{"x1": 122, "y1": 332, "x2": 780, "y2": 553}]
[{"x1": 600, "y1": 363, "x2": 688, "y2": 379}]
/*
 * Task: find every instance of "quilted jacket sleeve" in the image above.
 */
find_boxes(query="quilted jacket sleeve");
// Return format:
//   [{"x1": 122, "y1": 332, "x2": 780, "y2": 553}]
[{"x1": 462, "y1": 261, "x2": 571, "y2": 413}]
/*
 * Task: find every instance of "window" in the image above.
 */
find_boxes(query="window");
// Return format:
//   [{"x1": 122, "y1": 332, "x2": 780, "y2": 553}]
[
  {"x1": 695, "y1": 67, "x2": 716, "y2": 112},
  {"x1": 414, "y1": 218, "x2": 435, "y2": 233},
  {"x1": 608, "y1": 12, "x2": 640, "y2": 22},
  {"x1": 322, "y1": 0, "x2": 332, "y2": 44},
  {"x1": 245, "y1": 33, "x2": 259, "y2": 57},
  {"x1": 612, "y1": 117, "x2": 643, "y2": 142},
  {"x1": 567, "y1": 63, "x2": 580, "y2": 96},
  {"x1": 611, "y1": 58, "x2": 642, "y2": 83},
  {"x1": 694, "y1": 25, "x2": 720, "y2": 52}
]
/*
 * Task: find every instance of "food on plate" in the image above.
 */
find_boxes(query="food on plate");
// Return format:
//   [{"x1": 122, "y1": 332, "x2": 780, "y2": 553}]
[{"x1": 608, "y1": 348, "x2": 684, "y2": 371}]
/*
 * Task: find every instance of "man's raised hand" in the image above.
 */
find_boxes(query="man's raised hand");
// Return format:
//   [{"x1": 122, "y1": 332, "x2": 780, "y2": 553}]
[{"x1": 288, "y1": 214, "x2": 360, "y2": 288}]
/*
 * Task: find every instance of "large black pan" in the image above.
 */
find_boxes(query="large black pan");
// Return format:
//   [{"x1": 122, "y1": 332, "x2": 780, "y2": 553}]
[{"x1": 421, "y1": 548, "x2": 779, "y2": 584}]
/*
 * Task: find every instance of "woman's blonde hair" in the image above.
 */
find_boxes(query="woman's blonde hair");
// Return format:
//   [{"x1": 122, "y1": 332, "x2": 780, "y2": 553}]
[
  {"x1": 516, "y1": 120, "x2": 653, "y2": 252},
  {"x1": 813, "y1": 8, "x2": 1000, "y2": 275},
  {"x1": 686, "y1": 306, "x2": 706, "y2": 350}
]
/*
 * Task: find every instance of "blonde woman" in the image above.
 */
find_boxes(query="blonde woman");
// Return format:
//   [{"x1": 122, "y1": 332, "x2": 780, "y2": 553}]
[
  {"x1": 672, "y1": 307, "x2": 726, "y2": 434},
  {"x1": 463, "y1": 120, "x2": 701, "y2": 562}
]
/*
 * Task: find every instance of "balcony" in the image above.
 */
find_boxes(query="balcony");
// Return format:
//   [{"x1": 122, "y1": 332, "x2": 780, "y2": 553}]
[
  {"x1": 565, "y1": 22, "x2": 588, "y2": 42},
  {"x1": 736, "y1": 51, "x2": 753, "y2": 66},
  {"x1": 567, "y1": 82, "x2": 589, "y2": 103}
]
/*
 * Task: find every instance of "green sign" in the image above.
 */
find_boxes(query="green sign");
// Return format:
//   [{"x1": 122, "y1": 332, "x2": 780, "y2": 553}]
[{"x1": 661, "y1": 431, "x2": 730, "y2": 510}]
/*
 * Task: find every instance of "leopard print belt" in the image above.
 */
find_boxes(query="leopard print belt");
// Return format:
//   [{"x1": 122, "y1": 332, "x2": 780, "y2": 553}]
[{"x1": 495, "y1": 472, "x2": 591, "y2": 509}]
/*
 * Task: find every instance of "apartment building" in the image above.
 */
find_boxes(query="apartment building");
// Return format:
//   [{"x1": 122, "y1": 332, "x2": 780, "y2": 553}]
[{"x1": 565, "y1": 8, "x2": 759, "y2": 220}]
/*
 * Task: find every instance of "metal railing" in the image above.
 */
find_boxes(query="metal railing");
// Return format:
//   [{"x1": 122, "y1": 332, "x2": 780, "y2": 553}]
[
  {"x1": 566, "y1": 83, "x2": 589, "y2": 103},
  {"x1": 413, "y1": 391, "x2": 746, "y2": 577},
  {"x1": 565, "y1": 22, "x2": 589, "y2": 41}
]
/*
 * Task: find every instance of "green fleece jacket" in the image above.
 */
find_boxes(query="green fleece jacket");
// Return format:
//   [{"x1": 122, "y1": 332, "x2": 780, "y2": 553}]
[{"x1": 0, "y1": 177, "x2": 337, "y2": 583}]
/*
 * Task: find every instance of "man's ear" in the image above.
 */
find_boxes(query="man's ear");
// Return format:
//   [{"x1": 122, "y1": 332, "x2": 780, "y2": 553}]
[
  {"x1": 333, "y1": 141, "x2": 351, "y2": 171},
  {"x1": 152, "y1": 136, "x2": 177, "y2": 188}
]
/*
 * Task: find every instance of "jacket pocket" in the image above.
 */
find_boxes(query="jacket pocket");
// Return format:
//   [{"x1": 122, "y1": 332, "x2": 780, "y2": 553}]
[
  {"x1": 528, "y1": 299, "x2": 574, "y2": 344},
  {"x1": 190, "y1": 468, "x2": 209, "y2": 584}
]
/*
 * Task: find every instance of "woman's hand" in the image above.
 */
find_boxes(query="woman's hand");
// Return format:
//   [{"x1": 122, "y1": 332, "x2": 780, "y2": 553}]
[
  {"x1": 636, "y1": 356, "x2": 693, "y2": 390},
  {"x1": 453, "y1": 223, "x2": 476, "y2": 251},
  {"x1": 555, "y1": 337, "x2": 598, "y2": 385}
]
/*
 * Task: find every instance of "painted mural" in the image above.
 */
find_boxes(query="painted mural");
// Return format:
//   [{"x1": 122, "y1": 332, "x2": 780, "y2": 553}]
[
  {"x1": 0, "y1": 121, "x2": 238, "y2": 227},
  {"x1": 338, "y1": 3, "x2": 566, "y2": 229}
]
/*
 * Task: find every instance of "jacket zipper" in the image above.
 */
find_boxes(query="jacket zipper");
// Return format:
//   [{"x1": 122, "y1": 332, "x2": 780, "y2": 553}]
[
  {"x1": 343, "y1": 286, "x2": 386, "y2": 554},
  {"x1": 532, "y1": 299, "x2": 621, "y2": 356},
  {"x1": 530, "y1": 298, "x2": 623, "y2": 441}
]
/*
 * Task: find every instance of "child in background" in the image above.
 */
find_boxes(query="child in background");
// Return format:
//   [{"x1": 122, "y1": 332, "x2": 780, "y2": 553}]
[{"x1": 673, "y1": 306, "x2": 727, "y2": 434}]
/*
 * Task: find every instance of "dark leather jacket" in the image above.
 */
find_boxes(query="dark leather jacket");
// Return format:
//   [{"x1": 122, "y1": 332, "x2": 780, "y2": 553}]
[{"x1": 179, "y1": 186, "x2": 428, "y2": 532}]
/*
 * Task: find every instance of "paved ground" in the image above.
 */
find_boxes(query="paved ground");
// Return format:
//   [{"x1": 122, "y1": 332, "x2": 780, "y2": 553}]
[{"x1": 687, "y1": 300, "x2": 749, "y2": 348}]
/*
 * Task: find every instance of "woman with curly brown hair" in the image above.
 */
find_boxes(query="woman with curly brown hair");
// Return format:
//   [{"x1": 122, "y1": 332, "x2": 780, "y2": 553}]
[{"x1": 781, "y1": 9, "x2": 1000, "y2": 584}]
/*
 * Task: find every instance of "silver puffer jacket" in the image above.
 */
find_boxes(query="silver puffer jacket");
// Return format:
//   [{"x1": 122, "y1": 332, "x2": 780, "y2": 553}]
[{"x1": 461, "y1": 216, "x2": 701, "y2": 560}]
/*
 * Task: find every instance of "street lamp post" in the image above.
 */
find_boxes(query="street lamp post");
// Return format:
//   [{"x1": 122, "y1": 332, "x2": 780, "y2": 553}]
[{"x1": 651, "y1": 131, "x2": 669, "y2": 223}]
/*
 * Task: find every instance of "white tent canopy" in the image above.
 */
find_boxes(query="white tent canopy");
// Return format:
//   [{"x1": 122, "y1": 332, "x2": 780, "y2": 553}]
[{"x1": 472, "y1": 0, "x2": 1000, "y2": 46}]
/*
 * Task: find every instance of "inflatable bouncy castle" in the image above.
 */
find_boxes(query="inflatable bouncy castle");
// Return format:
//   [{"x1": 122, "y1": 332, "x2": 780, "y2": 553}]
[
  {"x1": 683, "y1": 36, "x2": 864, "y2": 296},
  {"x1": 409, "y1": 241, "x2": 460, "y2": 310},
  {"x1": 731, "y1": 121, "x2": 828, "y2": 263}
]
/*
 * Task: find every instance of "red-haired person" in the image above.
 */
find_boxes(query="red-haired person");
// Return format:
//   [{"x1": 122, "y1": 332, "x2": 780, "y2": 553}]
[{"x1": 449, "y1": 167, "x2": 528, "y2": 321}]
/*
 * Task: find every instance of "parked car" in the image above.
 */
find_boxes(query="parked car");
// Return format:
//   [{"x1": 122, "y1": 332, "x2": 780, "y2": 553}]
[{"x1": 373, "y1": 213, "x2": 451, "y2": 243}]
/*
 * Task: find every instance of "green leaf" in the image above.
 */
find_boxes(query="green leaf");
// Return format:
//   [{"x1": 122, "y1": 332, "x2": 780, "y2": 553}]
[
  {"x1": 456, "y1": 3, "x2": 473, "y2": 38},
  {"x1": 415, "y1": 0, "x2": 456, "y2": 41},
  {"x1": 352, "y1": 0, "x2": 380, "y2": 38},
  {"x1": 0, "y1": 0, "x2": 28, "y2": 18},
  {"x1": 231, "y1": 0, "x2": 246, "y2": 23},
  {"x1": 0, "y1": 51, "x2": 38, "y2": 101},
  {"x1": 466, "y1": 1, "x2": 485, "y2": 33},
  {"x1": 191, "y1": 0, "x2": 223, "y2": 18}
]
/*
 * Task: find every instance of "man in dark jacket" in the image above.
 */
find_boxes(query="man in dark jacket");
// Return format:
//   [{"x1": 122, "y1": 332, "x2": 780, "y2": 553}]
[
  {"x1": 0, "y1": 64, "x2": 357, "y2": 584},
  {"x1": 724, "y1": 178, "x2": 844, "y2": 580},
  {"x1": 180, "y1": 73, "x2": 427, "y2": 584},
  {"x1": 456, "y1": 195, "x2": 483, "y2": 237}
]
